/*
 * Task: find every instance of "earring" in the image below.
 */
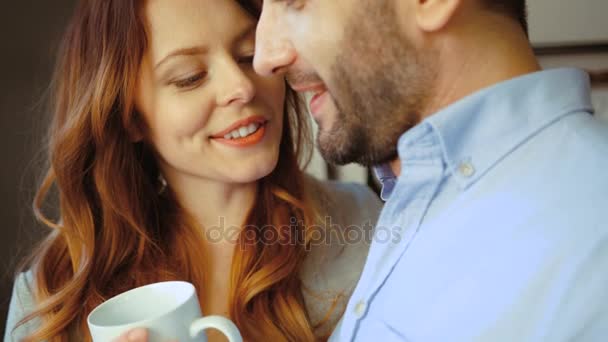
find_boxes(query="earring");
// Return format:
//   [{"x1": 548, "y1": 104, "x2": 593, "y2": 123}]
[{"x1": 158, "y1": 173, "x2": 168, "y2": 194}]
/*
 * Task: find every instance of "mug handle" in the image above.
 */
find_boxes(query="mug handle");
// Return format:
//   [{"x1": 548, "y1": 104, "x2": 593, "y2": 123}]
[{"x1": 190, "y1": 315, "x2": 243, "y2": 342}]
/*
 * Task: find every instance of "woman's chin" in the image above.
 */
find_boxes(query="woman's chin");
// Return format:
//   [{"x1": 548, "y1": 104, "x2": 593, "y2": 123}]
[{"x1": 224, "y1": 157, "x2": 279, "y2": 185}]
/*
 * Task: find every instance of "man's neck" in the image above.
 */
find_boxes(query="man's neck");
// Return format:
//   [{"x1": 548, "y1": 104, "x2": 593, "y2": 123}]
[
  {"x1": 390, "y1": 20, "x2": 541, "y2": 177},
  {"x1": 423, "y1": 19, "x2": 541, "y2": 117},
  {"x1": 389, "y1": 158, "x2": 402, "y2": 177}
]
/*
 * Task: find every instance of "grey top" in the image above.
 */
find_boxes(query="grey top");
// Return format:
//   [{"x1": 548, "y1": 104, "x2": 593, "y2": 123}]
[{"x1": 4, "y1": 179, "x2": 382, "y2": 341}]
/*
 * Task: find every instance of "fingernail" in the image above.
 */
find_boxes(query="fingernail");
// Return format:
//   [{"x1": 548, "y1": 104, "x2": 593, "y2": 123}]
[{"x1": 127, "y1": 328, "x2": 147, "y2": 341}]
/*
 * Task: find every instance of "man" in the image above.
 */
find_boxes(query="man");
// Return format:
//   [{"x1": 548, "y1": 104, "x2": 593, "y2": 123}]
[{"x1": 253, "y1": 0, "x2": 608, "y2": 341}]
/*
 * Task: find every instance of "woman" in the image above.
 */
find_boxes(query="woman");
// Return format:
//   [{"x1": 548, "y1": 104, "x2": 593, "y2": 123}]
[{"x1": 4, "y1": 0, "x2": 382, "y2": 341}]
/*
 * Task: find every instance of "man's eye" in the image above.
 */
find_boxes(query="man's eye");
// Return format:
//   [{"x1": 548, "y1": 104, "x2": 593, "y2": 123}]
[{"x1": 172, "y1": 72, "x2": 206, "y2": 90}]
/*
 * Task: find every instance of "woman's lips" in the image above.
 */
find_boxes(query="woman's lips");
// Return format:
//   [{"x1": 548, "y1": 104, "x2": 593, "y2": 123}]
[
  {"x1": 211, "y1": 123, "x2": 267, "y2": 148},
  {"x1": 210, "y1": 115, "x2": 267, "y2": 139}
]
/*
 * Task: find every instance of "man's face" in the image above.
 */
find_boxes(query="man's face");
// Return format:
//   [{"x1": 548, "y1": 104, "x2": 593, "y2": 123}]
[{"x1": 254, "y1": 0, "x2": 437, "y2": 166}]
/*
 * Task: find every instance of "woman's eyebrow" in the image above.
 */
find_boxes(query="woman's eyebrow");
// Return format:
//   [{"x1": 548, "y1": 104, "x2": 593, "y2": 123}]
[
  {"x1": 155, "y1": 46, "x2": 209, "y2": 70},
  {"x1": 234, "y1": 22, "x2": 257, "y2": 44},
  {"x1": 155, "y1": 21, "x2": 256, "y2": 70}
]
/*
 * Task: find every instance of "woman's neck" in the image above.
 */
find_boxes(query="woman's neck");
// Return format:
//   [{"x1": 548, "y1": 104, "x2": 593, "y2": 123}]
[
  {"x1": 163, "y1": 171, "x2": 258, "y2": 242},
  {"x1": 162, "y1": 171, "x2": 257, "y2": 321}
]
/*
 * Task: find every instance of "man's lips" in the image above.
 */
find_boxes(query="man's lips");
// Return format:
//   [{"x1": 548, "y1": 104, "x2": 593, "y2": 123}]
[
  {"x1": 211, "y1": 115, "x2": 267, "y2": 139},
  {"x1": 289, "y1": 82, "x2": 330, "y2": 119},
  {"x1": 289, "y1": 82, "x2": 327, "y2": 94},
  {"x1": 309, "y1": 90, "x2": 329, "y2": 117}
]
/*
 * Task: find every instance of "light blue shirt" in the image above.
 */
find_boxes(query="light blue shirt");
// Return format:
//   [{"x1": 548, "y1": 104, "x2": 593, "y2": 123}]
[{"x1": 331, "y1": 68, "x2": 608, "y2": 342}]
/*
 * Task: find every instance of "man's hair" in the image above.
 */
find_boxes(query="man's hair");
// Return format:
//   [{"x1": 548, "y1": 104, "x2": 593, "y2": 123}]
[{"x1": 482, "y1": 0, "x2": 528, "y2": 35}]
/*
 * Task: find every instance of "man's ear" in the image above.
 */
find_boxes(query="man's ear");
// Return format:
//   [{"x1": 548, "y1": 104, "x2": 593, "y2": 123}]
[{"x1": 414, "y1": 0, "x2": 462, "y2": 32}]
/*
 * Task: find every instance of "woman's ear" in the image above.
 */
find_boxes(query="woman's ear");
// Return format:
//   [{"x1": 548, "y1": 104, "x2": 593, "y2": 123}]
[
  {"x1": 126, "y1": 112, "x2": 145, "y2": 143},
  {"x1": 414, "y1": 0, "x2": 463, "y2": 32}
]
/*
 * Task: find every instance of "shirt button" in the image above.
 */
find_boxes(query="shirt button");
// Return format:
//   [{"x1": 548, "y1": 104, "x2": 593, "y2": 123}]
[
  {"x1": 458, "y1": 162, "x2": 475, "y2": 178},
  {"x1": 354, "y1": 300, "x2": 367, "y2": 318}
]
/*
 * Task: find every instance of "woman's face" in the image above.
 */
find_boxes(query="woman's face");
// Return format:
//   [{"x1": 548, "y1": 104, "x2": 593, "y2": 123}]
[{"x1": 135, "y1": 0, "x2": 286, "y2": 186}]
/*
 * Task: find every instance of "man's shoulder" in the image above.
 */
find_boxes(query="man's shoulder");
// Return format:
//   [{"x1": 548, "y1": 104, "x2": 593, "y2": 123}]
[
  {"x1": 544, "y1": 112, "x2": 608, "y2": 156},
  {"x1": 538, "y1": 113, "x2": 608, "y2": 193},
  {"x1": 505, "y1": 112, "x2": 608, "y2": 190}
]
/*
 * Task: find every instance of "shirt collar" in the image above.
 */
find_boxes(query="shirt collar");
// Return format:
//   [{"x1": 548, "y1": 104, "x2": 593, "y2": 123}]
[
  {"x1": 374, "y1": 164, "x2": 396, "y2": 201},
  {"x1": 426, "y1": 68, "x2": 593, "y2": 189},
  {"x1": 375, "y1": 68, "x2": 594, "y2": 195},
  {"x1": 374, "y1": 122, "x2": 438, "y2": 200}
]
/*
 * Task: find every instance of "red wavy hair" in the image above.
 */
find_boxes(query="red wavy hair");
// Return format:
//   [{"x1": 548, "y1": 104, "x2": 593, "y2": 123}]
[{"x1": 15, "y1": 0, "x2": 324, "y2": 340}]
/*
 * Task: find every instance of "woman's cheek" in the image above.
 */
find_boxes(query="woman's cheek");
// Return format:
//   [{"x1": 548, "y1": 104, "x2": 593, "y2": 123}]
[
  {"x1": 163, "y1": 92, "x2": 215, "y2": 138},
  {"x1": 261, "y1": 76, "x2": 287, "y2": 114}
]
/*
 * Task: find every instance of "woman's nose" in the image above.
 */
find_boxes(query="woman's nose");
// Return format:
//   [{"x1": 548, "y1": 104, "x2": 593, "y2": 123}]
[{"x1": 216, "y1": 61, "x2": 256, "y2": 107}]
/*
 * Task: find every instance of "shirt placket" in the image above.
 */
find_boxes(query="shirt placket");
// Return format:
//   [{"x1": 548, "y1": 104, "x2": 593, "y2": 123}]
[{"x1": 343, "y1": 134, "x2": 446, "y2": 341}]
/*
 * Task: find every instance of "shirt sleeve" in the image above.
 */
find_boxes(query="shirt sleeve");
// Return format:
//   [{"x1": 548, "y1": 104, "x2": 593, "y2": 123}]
[{"x1": 4, "y1": 271, "x2": 40, "y2": 341}]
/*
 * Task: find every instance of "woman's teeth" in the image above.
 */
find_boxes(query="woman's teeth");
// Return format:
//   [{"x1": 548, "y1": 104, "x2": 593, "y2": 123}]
[{"x1": 223, "y1": 122, "x2": 261, "y2": 140}]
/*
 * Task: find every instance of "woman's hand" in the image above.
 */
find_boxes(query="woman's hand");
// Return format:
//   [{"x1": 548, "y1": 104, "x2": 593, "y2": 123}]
[{"x1": 112, "y1": 328, "x2": 148, "y2": 342}]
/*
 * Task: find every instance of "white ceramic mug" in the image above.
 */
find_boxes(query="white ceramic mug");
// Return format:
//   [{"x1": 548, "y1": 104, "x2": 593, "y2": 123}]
[{"x1": 87, "y1": 281, "x2": 242, "y2": 342}]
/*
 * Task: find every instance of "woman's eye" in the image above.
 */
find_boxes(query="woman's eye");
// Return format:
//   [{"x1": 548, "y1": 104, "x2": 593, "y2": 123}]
[
  {"x1": 238, "y1": 55, "x2": 254, "y2": 65},
  {"x1": 285, "y1": 0, "x2": 304, "y2": 10},
  {"x1": 172, "y1": 72, "x2": 206, "y2": 90}
]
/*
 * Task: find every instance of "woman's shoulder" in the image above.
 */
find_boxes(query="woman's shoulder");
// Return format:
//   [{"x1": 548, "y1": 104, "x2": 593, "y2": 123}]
[
  {"x1": 300, "y1": 176, "x2": 383, "y2": 336},
  {"x1": 305, "y1": 176, "x2": 383, "y2": 227},
  {"x1": 302, "y1": 176, "x2": 383, "y2": 279},
  {"x1": 303, "y1": 176, "x2": 383, "y2": 276},
  {"x1": 5, "y1": 270, "x2": 40, "y2": 341}
]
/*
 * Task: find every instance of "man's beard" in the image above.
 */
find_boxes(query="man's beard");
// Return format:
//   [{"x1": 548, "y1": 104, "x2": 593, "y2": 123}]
[{"x1": 318, "y1": 0, "x2": 437, "y2": 167}]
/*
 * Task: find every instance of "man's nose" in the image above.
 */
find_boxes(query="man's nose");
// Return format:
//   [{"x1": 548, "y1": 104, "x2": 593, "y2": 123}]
[{"x1": 253, "y1": 10, "x2": 297, "y2": 76}]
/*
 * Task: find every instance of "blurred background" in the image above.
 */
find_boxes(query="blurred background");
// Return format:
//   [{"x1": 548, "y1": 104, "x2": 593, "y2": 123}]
[{"x1": 1, "y1": 0, "x2": 607, "y2": 335}]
